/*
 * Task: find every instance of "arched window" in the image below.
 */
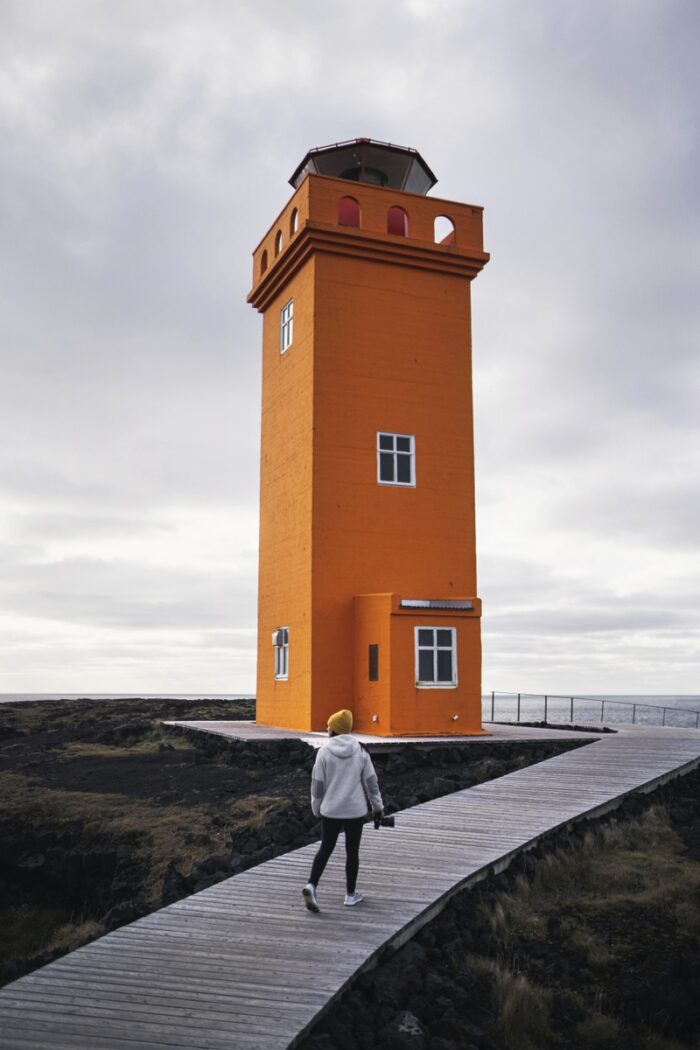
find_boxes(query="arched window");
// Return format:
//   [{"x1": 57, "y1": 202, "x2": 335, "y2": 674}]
[
  {"x1": 274, "y1": 230, "x2": 283, "y2": 256},
  {"x1": 338, "y1": 196, "x2": 361, "y2": 228},
  {"x1": 434, "y1": 215, "x2": 455, "y2": 245},
  {"x1": 260, "y1": 249, "x2": 268, "y2": 275},
  {"x1": 387, "y1": 206, "x2": 409, "y2": 237},
  {"x1": 290, "y1": 208, "x2": 299, "y2": 236}
]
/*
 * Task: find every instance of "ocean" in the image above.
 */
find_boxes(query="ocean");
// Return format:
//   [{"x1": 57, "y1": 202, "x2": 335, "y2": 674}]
[{"x1": 1, "y1": 692, "x2": 699, "y2": 730}]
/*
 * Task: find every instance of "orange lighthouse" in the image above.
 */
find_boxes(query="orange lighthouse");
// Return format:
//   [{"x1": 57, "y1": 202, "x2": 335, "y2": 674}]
[{"x1": 247, "y1": 139, "x2": 489, "y2": 736}]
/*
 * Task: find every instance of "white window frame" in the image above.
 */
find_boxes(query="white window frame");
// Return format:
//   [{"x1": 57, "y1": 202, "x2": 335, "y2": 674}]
[
  {"x1": 377, "y1": 432, "x2": 415, "y2": 487},
  {"x1": 415, "y1": 626, "x2": 457, "y2": 688},
  {"x1": 280, "y1": 299, "x2": 294, "y2": 354},
  {"x1": 273, "y1": 626, "x2": 289, "y2": 680}
]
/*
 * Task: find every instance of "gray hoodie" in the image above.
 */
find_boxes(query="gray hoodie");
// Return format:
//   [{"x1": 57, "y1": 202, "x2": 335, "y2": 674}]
[{"x1": 311, "y1": 735, "x2": 383, "y2": 819}]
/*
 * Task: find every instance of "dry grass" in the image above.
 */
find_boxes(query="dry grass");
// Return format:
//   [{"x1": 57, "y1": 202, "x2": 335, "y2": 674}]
[
  {"x1": 1, "y1": 763, "x2": 291, "y2": 892},
  {"x1": 0, "y1": 899, "x2": 105, "y2": 965},
  {"x1": 44, "y1": 918, "x2": 105, "y2": 956},
  {"x1": 637, "y1": 1035, "x2": 697, "y2": 1050},
  {"x1": 0, "y1": 904, "x2": 71, "y2": 960},
  {"x1": 470, "y1": 805, "x2": 700, "y2": 1048},
  {"x1": 227, "y1": 795, "x2": 286, "y2": 829},
  {"x1": 57, "y1": 733, "x2": 192, "y2": 760},
  {"x1": 571, "y1": 1012, "x2": 621, "y2": 1050},
  {"x1": 482, "y1": 807, "x2": 695, "y2": 951},
  {"x1": 469, "y1": 956, "x2": 554, "y2": 1050}
]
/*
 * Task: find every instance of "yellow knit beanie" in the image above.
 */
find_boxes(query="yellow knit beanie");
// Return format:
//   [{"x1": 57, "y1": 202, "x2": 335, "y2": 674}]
[{"x1": 327, "y1": 709, "x2": 353, "y2": 735}]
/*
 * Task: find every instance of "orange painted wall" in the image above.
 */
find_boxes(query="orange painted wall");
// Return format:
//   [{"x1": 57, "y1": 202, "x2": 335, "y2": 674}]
[
  {"x1": 250, "y1": 173, "x2": 489, "y2": 735},
  {"x1": 353, "y1": 595, "x2": 483, "y2": 735},
  {"x1": 255, "y1": 255, "x2": 315, "y2": 731},
  {"x1": 388, "y1": 603, "x2": 483, "y2": 735},
  {"x1": 353, "y1": 593, "x2": 393, "y2": 729},
  {"x1": 310, "y1": 255, "x2": 478, "y2": 727}
]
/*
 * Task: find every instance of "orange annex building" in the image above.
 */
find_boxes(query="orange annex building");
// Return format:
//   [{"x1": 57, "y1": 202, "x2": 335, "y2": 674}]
[{"x1": 247, "y1": 139, "x2": 489, "y2": 736}]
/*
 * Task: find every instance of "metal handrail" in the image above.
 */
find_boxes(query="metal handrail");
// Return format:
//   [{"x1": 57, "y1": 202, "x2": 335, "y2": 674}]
[{"x1": 486, "y1": 691, "x2": 700, "y2": 730}]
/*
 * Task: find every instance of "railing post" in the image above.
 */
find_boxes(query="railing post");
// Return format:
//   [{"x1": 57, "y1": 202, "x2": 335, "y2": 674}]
[
  {"x1": 491, "y1": 691, "x2": 495, "y2": 720},
  {"x1": 662, "y1": 708, "x2": 667, "y2": 727},
  {"x1": 696, "y1": 712, "x2": 699, "y2": 730},
  {"x1": 570, "y1": 696, "x2": 574, "y2": 723},
  {"x1": 601, "y1": 699, "x2": 605, "y2": 723},
  {"x1": 517, "y1": 693, "x2": 521, "y2": 723},
  {"x1": 544, "y1": 695, "x2": 548, "y2": 723},
  {"x1": 632, "y1": 704, "x2": 637, "y2": 724}
]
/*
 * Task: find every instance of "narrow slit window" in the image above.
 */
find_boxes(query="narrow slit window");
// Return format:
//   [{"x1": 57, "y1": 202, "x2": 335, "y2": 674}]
[
  {"x1": 280, "y1": 299, "x2": 294, "y2": 353},
  {"x1": 273, "y1": 627, "x2": 289, "y2": 679},
  {"x1": 377, "y1": 432, "x2": 415, "y2": 487},
  {"x1": 290, "y1": 208, "x2": 299, "y2": 236},
  {"x1": 415, "y1": 626, "x2": 457, "y2": 687},
  {"x1": 369, "y1": 644, "x2": 379, "y2": 682}
]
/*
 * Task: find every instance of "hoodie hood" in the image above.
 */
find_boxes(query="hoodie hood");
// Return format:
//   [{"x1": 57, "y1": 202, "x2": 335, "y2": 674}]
[{"x1": 326, "y1": 734, "x2": 361, "y2": 759}]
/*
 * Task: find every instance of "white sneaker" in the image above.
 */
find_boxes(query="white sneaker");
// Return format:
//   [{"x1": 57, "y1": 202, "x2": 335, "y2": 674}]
[
  {"x1": 303, "y1": 883, "x2": 320, "y2": 913},
  {"x1": 344, "y1": 891, "x2": 364, "y2": 906}
]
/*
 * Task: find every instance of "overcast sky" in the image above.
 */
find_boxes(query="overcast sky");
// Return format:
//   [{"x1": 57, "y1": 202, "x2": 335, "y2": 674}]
[{"x1": 1, "y1": 0, "x2": 698, "y2": 696}]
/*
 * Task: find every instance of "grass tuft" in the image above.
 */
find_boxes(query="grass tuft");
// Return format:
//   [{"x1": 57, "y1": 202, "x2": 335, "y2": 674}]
[
  {"x1": 466, "y1": 802, "x2": 700, "y2": 1047},
  {"x1": 470, "y1": 956, "x2": 553, "y2": 1050}
]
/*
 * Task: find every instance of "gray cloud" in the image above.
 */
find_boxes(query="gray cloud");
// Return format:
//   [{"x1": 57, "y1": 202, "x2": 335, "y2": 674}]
[
  {"x1": 1, "y1": 0, "x2": 698, "y2": 693},
  {"x1": 0, "y1": 548, "x2": 256, "y2": 629}
]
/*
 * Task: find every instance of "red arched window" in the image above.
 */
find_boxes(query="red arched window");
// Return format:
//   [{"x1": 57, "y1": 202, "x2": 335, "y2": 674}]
[
  {"x1": 274, "y1": 230, "x2": 283, "y2": 256},
  {"x1": 387, "y1": 206, "x2": 409, "y2": 237},
  {"x1": 290, "y1": 208, "x2": 299, "y2": 236},
  {"x1": 260, "y1": 249, "x2": 268, "y2": 275},
  {"x1": 338, "y1": 196, "x2": 360, "y2": 228},
  {"x1": 434, "y1": 215, "x2": 455, "y2": 245}
]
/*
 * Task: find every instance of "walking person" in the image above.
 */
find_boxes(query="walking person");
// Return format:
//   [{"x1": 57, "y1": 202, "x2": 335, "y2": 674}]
[{"x1": 303, "y1": 709, "x2": 383, "y2": 912}]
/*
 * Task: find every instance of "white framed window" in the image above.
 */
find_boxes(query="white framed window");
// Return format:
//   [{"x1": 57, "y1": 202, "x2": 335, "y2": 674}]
[
  {"x1": 415, "y1": 627, "x2": 457, "y2": 687},
  {"x1": 280, "y1": 299, "x2": 294, "y2": 354},
  {"x1": 377, "y1": 432, "x2": 415, "y2": 486},
  {"x1": 273, "y1": 627, "x2": 289, "y2": 679}
]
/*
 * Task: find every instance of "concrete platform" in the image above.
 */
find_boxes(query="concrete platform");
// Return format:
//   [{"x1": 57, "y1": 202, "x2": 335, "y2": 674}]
[{"x1": 163, "y1": 718, "x2": 604, "y2": 750}]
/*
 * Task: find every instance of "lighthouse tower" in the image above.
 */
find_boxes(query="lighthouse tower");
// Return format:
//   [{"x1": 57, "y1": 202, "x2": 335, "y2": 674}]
[{"x1": 247, "y1": 139, "x2": 489, "y2": 736}]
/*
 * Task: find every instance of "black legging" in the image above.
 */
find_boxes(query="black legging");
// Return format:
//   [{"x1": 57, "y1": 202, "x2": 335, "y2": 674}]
[{"x1": 309, "y1": 816, "x2": 365, "y2": 893}]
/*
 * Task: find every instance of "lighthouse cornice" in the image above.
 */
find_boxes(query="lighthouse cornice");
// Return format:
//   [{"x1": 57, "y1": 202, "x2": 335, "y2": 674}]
[
  {"x1": 248, "y1": 220, "x2": 490, "y2": 312},
  {"x1": 248, "y1": 173, "x2": 488, "y2": 312}
]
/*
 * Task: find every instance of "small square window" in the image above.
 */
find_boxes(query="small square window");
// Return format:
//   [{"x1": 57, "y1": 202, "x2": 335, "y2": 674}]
[
  {"x1": 415, "y1": 626, "x2": 457, "y2": 687},
  {"x1": 273, "y1": 626, "x2": 289, "y2": 679},
  {"x1": 377, "y1": 432, "x2": 415, "y2": 487},
  {"x1": 280, "y1": 300, "x2": 294, "y2": 354}
]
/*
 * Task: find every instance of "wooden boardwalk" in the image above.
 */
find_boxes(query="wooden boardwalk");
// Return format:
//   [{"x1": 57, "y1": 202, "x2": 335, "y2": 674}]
[{"x1": 2, "y1": 724, "x2": 700, "y2": 1050}]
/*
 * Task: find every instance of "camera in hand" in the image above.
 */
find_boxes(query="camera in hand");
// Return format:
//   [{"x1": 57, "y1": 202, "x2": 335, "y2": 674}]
[{"x1": 373, "y1": 813, "x2": 395, "y2": 830}]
